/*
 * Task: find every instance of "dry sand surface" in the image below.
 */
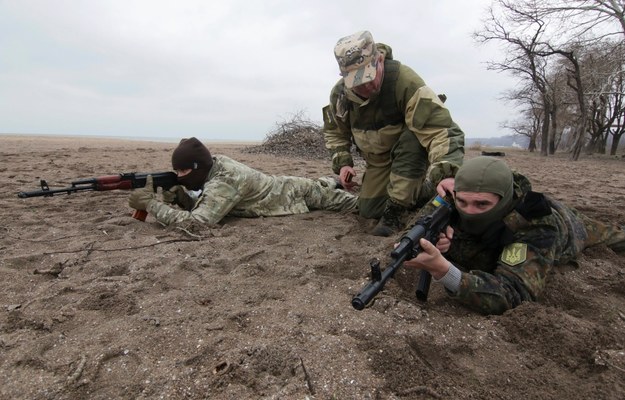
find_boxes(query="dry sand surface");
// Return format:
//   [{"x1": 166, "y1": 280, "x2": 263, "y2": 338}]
[{"x1": 1, "y1": 135, "x2": 625, "y2": 399}]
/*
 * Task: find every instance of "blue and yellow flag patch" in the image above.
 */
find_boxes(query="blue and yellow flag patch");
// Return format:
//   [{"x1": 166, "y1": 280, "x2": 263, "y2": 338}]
[{"x1": 500, "y1": 243, "x2": 528, "y2": 266}]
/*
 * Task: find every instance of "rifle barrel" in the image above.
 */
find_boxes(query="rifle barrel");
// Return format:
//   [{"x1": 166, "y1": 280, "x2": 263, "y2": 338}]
[
  {"x1": 17, "y1": 185, "x2": 94, "y2": 198},
  {"x1": 351, "y1": 252, "x2": 410, "y2": 310}
]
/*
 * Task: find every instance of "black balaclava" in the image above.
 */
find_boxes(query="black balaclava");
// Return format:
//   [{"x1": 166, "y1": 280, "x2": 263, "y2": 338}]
[
  {"x1": 454, "y1": 156, "x2": 515, "y2": 236},
  {"x1": 171, "y1": 137, "x2": 213, "y2": 191}
]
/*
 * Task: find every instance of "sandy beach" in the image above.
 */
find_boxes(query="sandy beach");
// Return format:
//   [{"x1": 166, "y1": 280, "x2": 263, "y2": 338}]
[{"x1": 1, "y1": 134, "x2": 625, "y2": 399}]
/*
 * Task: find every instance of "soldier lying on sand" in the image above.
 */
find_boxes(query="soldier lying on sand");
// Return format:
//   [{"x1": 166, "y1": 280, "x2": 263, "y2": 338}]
[
  {"x1": 403, "y1": 156, "x2": 625, "y2": 315},
  {"x1": 128, "y1": 137, "x2": 358, "y2": 225}
]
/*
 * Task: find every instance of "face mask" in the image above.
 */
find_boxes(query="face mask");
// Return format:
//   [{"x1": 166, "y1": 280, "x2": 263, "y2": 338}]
[
  {"x1": 456, "y1": 196, "x2": 514, "y2": 236},
  {"x1": 454, "y1": 156, "x2": 516, "y2": 236},
  {"x1": 177, "y1": 168, "x2": 209, "y2": 191},
  {"x1": 171, "y1": 137, "x2": 213, "y2": 191}
]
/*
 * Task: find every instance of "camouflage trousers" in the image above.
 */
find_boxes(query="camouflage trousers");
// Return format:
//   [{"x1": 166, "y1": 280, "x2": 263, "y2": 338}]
[
  {"x1": 309, "y1": 177, "x2": 359, "y2": 212},
  {"x1": 358, "y1": 130, "x2": 434, "y2": 219},
  {"x1": 552, "y1": 200, "x2": 625, "y2": 261}
]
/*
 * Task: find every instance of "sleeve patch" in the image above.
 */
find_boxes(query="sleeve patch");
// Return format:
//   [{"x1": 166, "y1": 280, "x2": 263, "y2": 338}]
[{"x1": 500, "y1": 243, "x2": 528, "y2": 266}]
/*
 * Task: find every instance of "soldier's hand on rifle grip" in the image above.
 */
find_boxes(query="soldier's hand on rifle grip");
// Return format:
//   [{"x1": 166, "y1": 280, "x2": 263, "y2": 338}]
[
  {"x1": 162, "y1": 185, "x2": 181, "y2": 204},
  {"x1": 436, "y1": 226, "x2": 454, "y2": 253},
  {"x1": 162, "y1": 185, "x2": 195, "y2": 211},
  {"x1": 128, "y1": 175, "x2": 156, "y2": 213},
  {"x1": 403, "y1": 237, "x2": 450, "y2": 280}
]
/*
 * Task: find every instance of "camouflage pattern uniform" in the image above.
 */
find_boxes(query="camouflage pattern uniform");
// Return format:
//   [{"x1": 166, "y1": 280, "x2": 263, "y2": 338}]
[
  {"x1": 147, "y1": 155, "x2": 358, "y2": 225},
  {"x1": 409, "y1": 172, "x2": 625, "y2": 315},
  {"x1": 323, "y1": 41, "x2": 464, "y2": 218}
]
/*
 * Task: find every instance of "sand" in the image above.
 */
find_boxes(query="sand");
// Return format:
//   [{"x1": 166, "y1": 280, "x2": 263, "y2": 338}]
[{"x1": 1, "y1": 135, "x2": 625, "y2": 399}]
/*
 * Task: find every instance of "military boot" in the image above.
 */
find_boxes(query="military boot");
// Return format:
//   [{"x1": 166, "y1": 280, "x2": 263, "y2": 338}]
[
  {"x1": 372, "y1": 199, "x2": 407, "y2": 237},
  {"x1": 606, "y1": 225, "x2": 625, "y2": 253}
]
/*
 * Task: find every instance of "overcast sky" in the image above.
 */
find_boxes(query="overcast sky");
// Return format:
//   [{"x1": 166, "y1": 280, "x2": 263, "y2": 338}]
[{"x1": 0, "y1": 0, "x2": 520, "y2": 142}]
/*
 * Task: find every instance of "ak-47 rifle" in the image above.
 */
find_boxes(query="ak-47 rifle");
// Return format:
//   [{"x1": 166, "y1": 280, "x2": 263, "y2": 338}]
[
  {"x1": 17, "y1": 172, "x2": 178, "y2": 221},
  {"x1": 352, "y1": 195, "x2": 452, "y2": 310}
]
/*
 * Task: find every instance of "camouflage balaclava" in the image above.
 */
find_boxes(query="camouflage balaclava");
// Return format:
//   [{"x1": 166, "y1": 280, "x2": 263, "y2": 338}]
[
  {"x1": 171, "y1": 137, "x2": 213, "y2": 191},
  {"x1": 454, "y1": 156, "x2": 515, "y2": 236}
]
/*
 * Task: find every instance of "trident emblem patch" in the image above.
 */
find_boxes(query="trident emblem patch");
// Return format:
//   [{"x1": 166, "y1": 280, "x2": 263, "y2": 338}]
[{"x1": 500, "y1": 243, "x2": 528, "y2": 266}]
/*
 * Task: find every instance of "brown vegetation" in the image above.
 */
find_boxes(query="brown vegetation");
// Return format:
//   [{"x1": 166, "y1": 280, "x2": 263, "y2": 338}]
[{"x1": 243, "y1": 112, "x2": 329, "y2": 160}]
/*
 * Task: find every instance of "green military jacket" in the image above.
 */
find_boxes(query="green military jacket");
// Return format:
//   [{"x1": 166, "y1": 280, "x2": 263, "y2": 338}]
[
  {"x1": 146, "y1": 155, "x2": 357, "y2": 225},
  {"x1": 322, "y1": 44, "x2": 464, "y2": 185}
]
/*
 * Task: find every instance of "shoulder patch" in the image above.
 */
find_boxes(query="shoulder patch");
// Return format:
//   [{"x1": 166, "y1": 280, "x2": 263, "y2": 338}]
[{"x1": 500, "y1": 243, "x2": 528, "y2": 266}]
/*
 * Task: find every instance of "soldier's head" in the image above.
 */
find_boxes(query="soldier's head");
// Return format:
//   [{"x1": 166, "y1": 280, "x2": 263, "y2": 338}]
[
  {"x1": 453, "y1": 156, "x2": 515, "y2": 235},
  {"x1": 334, "y1": 30, "x2": 385, "y2": 98},
  {"x1": 171, "y1": 137, "x2": 213, "y2": 191}
]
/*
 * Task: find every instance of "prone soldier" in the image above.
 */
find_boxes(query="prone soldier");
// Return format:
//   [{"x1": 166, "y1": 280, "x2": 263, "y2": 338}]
[{"x1": 403, "y1": 156, "x2": 625, "y2": 315}]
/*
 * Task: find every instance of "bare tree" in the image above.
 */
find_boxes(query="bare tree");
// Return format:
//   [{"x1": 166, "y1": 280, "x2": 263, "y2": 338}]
[
  {"x1": 500, "y1": 84, "x2": 545, "y2": 151},
  {"x1": 476, "y1": 0, "x2": 625, "y2": 159},
  {"x1": 608, "y1": 50, "x2": 625, "y2": 155},
  {"x1": 592, "y1": 41, "x2": 625, "y2": 155},
  {"x1": 530, "y1": 0, "x2": 625, "y2": 39},
  {"x1": 531, "y1": 1, "x2": 625, "y2": 157},
  {"x1": 609, "y1": 107, "x2": 625, "y2": 155},
  {"x1": 560, "y1": 48, "x2": 588, "y2": 160},
  {"x1": 501, "y1": 108, "x2": 542, "y2": 152},
  {"x1": 474, "y1": 0, "x2": 558, "y2": 156}
]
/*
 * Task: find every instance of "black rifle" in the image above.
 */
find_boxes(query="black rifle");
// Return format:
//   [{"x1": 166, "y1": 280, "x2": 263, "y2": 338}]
[
  {"x1": 352, "y1": 195, "x2": 452, "y2": 310},
  {"x1": 17, "y1": 172, "x2": 178, "y2": 221}
]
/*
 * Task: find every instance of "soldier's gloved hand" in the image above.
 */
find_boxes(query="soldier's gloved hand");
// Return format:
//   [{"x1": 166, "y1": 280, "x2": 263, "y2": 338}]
[
  {"x1": 162, "y1": 185, "x2": 195, "y2": 211},
  {"x1": 128, "y1": 175, "x2": 156, "y2": 211},
  {"x1": 162, "y1": 185, "x2": 182, "y2": 204}
]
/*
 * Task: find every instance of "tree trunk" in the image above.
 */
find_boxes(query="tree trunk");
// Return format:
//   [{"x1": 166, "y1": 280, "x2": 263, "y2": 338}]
[
  {"x1": 585, "y1": 135, "x2": 599, "y2": 155},
  {"x1": 610, "y1": 132, "x2": 624, "y2": 155},
  {"x1": 540, "y1": 112, "x2": 550, "y2": 156},
  {"x1": 598, "y1": 134, "x2": 607, "y2": 154},
  {"x1": 549, "y1": 107, "x2": 557, "y2": 154},
  {"x1": 571, "y1": 126, "x2": 585, "y2": 160},
  {"x1": 528, "y1": 135, "x2": 537, "y2": 152},
  {"x1": 567, "y1": 54, "x2": 586, "y2": 161}
]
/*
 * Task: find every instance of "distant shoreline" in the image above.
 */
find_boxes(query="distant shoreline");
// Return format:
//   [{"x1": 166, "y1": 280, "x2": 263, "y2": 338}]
[{"x1": 0, "y1": 133, "x2": 262, "y2": 145}]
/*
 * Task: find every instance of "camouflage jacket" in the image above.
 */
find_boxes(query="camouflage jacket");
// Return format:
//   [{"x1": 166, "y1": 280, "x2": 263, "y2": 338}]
[
  {"x1": 147, "y1": 155, "x2": 357, "y2": 225},
  {"x1": 410, "y1": 172, "x2": 591, "y2": 315},
  {"x1": 322, "y1": 44, "x2": 464, "y2": 185}
]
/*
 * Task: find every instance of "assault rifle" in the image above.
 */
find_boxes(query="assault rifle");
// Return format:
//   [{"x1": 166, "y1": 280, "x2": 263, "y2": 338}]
[
  {"x1": 17, "y1": 172, "x2": 178, "y2": 221},
  {"x1": 352, "y1": 195, "x2": 452, "y2": 310}
]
